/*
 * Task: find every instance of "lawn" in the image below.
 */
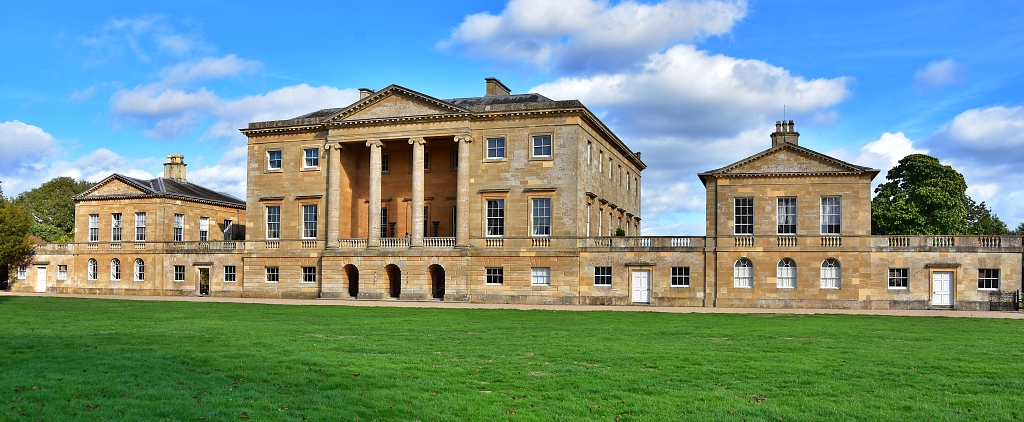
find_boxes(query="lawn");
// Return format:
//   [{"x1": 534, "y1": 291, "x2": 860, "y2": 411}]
[{"x1": 2, "y1": 297, "x2": 1023, "y2": 421}]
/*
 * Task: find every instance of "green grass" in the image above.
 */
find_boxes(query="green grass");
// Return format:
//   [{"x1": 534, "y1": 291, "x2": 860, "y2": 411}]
[{"x1": 2, "y1": 297, "x2": 1024, "y2": 421}]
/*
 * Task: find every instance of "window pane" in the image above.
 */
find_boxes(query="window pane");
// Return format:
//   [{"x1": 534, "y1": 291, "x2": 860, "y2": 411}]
[
  {"x1": 777, "y1": 197, "x2": 796, "y2": 234},
  {"x1": 821, "y1": 196, "x2": 842, "y2": 234},
  {"x1": 268, "y1": 151, "x2": 282, "y2": 169},
  {"x1": 532, "y1": 198, "x2": 551, "y2": 236},
  {"x1": 305, "y1": 148, "x2": 319, "y2": 167},
  {"x1": 531, "y1": 267, "x2": 550, "y2": 285},
  {"x1": 303, "y1": 205, "x2": 318, "y2": 238},
  {"x1": 486, "y1": 199, "x2": 504, "y2": 236},
  {"x1": 532, "y1": 135, "x2": 551, "y2": 157},
  {"x1": 487, "y1": 138, "x2": 505, "y2": 159},
  {"x1": 266, "y1": 206, "x2": 281, "y2": 239},
  {"x1": 734, "y1": 198, "x2": 753, "y2": 234}
]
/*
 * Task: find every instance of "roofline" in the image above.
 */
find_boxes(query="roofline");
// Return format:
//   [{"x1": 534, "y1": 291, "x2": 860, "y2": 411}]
[{"x1": 75, "y1": 193, "x2": 246, "y2": 209}]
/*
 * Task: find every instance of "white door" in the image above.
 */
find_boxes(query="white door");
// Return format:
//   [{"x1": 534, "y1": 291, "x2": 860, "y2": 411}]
[
  {"x1": 631, "y1": 270, "x2": 650, "y2": 303},
  {"x1": 932, "y1": 271, "x2": 953, "y2": 306},
  {"x1": 35, "y1": 266, "x2": 47, "y2": 293}
]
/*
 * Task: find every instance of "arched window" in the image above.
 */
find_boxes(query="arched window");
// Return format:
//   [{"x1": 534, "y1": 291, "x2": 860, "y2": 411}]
[
  {"x1": 821, "y1": 258, "x2": 841, "y2": 289},
  {"x1": 110, "y1": 258, "x2": 121, "y2": 281},
  {"x1": 134, "y1": 259, "x2": 145, "y2": 281},
  {"x1": 734, "y1": 258, "x2": 753, "y2": 288},
  {"x1": 88, "y1": 259, "x2": 98, "y2": 281},
  {"x1": 777, "y1": 258, "x2": 796, "y2": 289}
]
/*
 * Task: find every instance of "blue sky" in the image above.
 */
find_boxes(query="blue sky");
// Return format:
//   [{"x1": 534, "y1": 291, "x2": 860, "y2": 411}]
[{"x1": 2, "y1": 0, "x2": 1023, "y2": 235}]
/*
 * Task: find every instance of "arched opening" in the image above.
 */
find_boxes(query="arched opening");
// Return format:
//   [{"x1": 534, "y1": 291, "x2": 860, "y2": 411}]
[
  {"x1": 385, "y1": 264, "x2": 401, "y2": 298},
  {"x1": 429, "y1": 264, "x2": 445, "y2": 300},
  {"x1": 344, "y1": 264, "x2": 359, "y2": 298}
]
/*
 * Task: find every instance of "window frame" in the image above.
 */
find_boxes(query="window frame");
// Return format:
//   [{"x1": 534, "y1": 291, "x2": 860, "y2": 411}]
[
  {"x1": 978, "y1": 268, "x2": 1000, "y2": 290},
  {"x1": 820, "y1": 258, "x2": 841, "y2": 289},
  {"x1": 302, "y1": 204, "x2": 318, "y2": 239},
  {"x1": 531, "y1": 267, "x2": 550, "y2": 286},
  {"x1": 110, "y1": 258, "x2": 121, "y2": 281},
  {"x1": 485, "y1": 199, "x2": 505, "y2": 237},
  {"x1": 134, "y1": 212, "x2": 147, "y2": 242},
  {"x1": 380, "y1": 207, "x2": 389, "y2": 238},
  {"x1": 302, "y1": 266, "x2": 317, "y2": 284},
  {"x1": 594, "y1": 266, "x2": 612, "y2": 286},
  {"x1": 777, "y1": 197, "x2": 797, "y2": 235},
  {"x1": 199, "y1": 217, "x2": 210, "y2": 242},
  {"x1": 16, "y1": 265, "x2": 27, "y2": 280},
  {"x1": 173, "y1": 265, "x2": 185, "y2": 282},
  {"x1": 734, "y1": 258, "x2": 753, "y2": 288},
  {"x1": 777, "y1": 258, "x2": 796, "y2": 289},
  {"x1": 88, "y1": 214, "x2": 99, "y2": 242},
  {"x1": 111, "y1": 213, "x2": 122, "y2": 242},
  {"x1": 486, "y1": 137, "x2": 506, "y2": 160},
  {"x1": 734, "y1": 197, "x2": 753, "y2": 235},
  {"x1": 88, "y1": 259, "x2": 98, "y2": 281},
  {"x1": 173, "y1": 214, "x2": 184, "y2": 242},
  {"x1": 485, "y1": 267, "x2": 504, "y2": 285},
  {"x1": 821, "y1": 196, "x2": 842, "y2": 234},
  {"x1": 267, "y1": 150, "x2": 283, "y2": 171},
  {"x1": 57, "y1": 265, "x2": 68, "y2": 280},
  {"x1": 671, "y1": 266, "x2": 690, "y2": 287},
  {"x1": 224, "y1": 265, "x2": 237, "y2": 283},
  {"x1": 134, "y1": 258, "x2": 145, "y2": 281},
  {"x1": 303, "y1": 147, "x2": 320, "y2": 169},
  {"x1": 266, "y1": 205, "x2": 281, "y2": 239},
  {"x1": 888, "y1": 268, "x2": 909, "y2": 289},
  {"x1": 223, "y1": 220, "x2": 234, "y2": 241},
  {"x1": 381, "y1": 152, "x2": 390, "y2": 173},
  {"x1": 265, "y1": 267, "x2": 280, "y2": 284},
  {"x1": 531, "y1": 198, "x2": 551, "y2": 237},
  {"x1": 531, "y1": 134, "x2": 552, "y2": 158}
]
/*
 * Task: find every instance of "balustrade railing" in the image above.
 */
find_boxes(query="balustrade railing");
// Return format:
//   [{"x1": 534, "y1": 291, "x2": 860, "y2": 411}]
[
  {"x1": 735, "y1": 236, "x2": 754, "y2": 247},
  {"x1": 425, "y1": 237, "x2": 456, "y2": 248},
  {"x1": 532, "y1": 237, "x2": 551, "y2": 248},
  {"x1": 820, "y1": 236, "x2": 842, "y2": 247},
  {"x1": 777, "y1": 236, "x2": 798, "y2": 247},
  {"x1": 380, "y1": 238, "x2": 409, "y2": 248},
  {"x1": 485, "y1": 238, "x2": 505, "y2": 248},
  {"x1": 338, "y1": 238, "x2": 367, "y2": 248}
]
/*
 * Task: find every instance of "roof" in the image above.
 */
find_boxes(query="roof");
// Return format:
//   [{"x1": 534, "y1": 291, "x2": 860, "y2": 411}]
[
  {"x1": 697, "y1": 142, "x2": 880, "y2": 185},
  {"x1": 75, "y1": 174, "x2": 246, "y2": 209}
]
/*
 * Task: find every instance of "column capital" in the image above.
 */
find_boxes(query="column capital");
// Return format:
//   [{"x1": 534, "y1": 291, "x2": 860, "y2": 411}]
[
  {"x1": 324, "y1": 142, "x2": 343, "y2": 150},
  {"x1": 454, "y1": 134, "x2": 474, "y2": 144},
  {"x1": 408, "y1": 137, "x2": 427, "y2": 146},
  {"x1": 366, "y1": 140, "x2": 383, "y2": 148}
]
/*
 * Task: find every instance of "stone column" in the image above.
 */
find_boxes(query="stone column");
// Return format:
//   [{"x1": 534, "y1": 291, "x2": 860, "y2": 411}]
[
  {"x1": 454, "y1": 135, "x2": 473, "y2": 246},
  {"x1": 367, "y1": 140, "x2": 383, "y2": 248},
  {"x1": 409, "y1": 137, "x2": 426, "y2": 247},
  {"x1": 326, "y1": 142, "x2": 342, "y2": 248}
]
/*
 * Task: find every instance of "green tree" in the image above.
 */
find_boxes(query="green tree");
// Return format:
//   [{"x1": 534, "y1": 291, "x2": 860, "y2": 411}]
[
  {"x1": 871, "y1": 154, "x2": 970, "y2": 235},
  {"x1": 1011, "y1": 222, "x2": 1024, "y2": 236},
  {"x1": 965, "y1": 198, "x2": 1009, "y2": 235},
  {"x1": 13, "y1": 177, "x2": 93, "y2": 242},
  {"x1": 1, "y1": 186, "x2": 35, "y2": 285}
]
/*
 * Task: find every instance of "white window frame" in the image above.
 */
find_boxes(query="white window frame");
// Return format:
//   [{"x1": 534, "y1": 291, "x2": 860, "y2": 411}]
[
  {"x1": 302, "y1": 204, "x2": 318, "y2": 239},
  {"x1": 57, "y1": 265, "x2": 67, "y2": 280},
  {"x1": 265, "y1": 267, "x2": 280, "y2": 283},
  {"x1": 531, "y1": 198, "x2": 551, "y2": 237},
  {"x1": 110, "y1": 258, "x2": 121, "y2": 281},
  {"x1": 134, "y1": 212, "x2": 147, "y2": 242},
  {"x1": 302, "y1": 266, "x2": 317, "y2": 284},
  {"x1": 88, "y1": 259, "x2": 98, "y2": 281},
  {"x1": 777, "y1": 258, "x2": 796, "y2": 289},
  {"x1": 671, "y1": 267, "x2": 690, "y2": 287},
  {"x1": 16, "y1": 265, "x2": 27, "y2": 280},
  {"x1": 486, "y1": 137, "x2": 505, "y2": 159},
  {"x1": 532, "y1": 135, "x2": 552, "y2": 158},
  {"x1": 820, "y1": 258, "x2": 841, "y2": 289},
  {"x1": 734, "y1": 258, "x2": 753, "y2": 288},
  {"x1": 174, "y1": 214, "x2": 184, "y2": 242},
  {"x1": 485, "y1": 267, "x2": 503, "y2": 285},
  {"x1": 486, "y1": 199, "x2": 504, "y2": 237},
  {"x1": 777, "y1": 197, "x2": 797, "y2": 235},
  {"x1": 134, "y1": 258, "x2": 145, "y2": 281},
  {"x1": 88, "y1": 214, "x2": 99, "y2": 242},
  {"x1": 223, "y1": 220, "x2": 234, "y2": 241},
  {"x1": 224, "y1": 266, "x2": 237, "y2": 282},
  {"x1": 821, "y1": 196, "x2": 842, "y2": 234},
  {"x1": 267, "y1": 150, "x2": 282, "y2": 171},
  {"x1": 199, "y1": 217, "x2": 210, "y2": 242},
  {"x1": 111, "y1": 213, "x2": 122, "y2": 242},
  {"x1": 978, "y1": 268, "x2": 1000, "y2": 290},
  {"x1": 266, "y1": 206, "x2": 281, "y2": 239},
  {"x1": 734, "y1": 198, "x2": 753, "y2": 235},
  {"x1": 173, "y1": 265, "x2": 185, "y2": 282},
  {"x1": 888, "y1": 268, "x2": 909, "y2": 290},
  {"x1": 594, "y1": 266, "x2": 612, "y2": 286},
  {"x1": 531, "y1": 267, "x2": 550, "y2": 286},
  {"x1": 304, "y1": 148, "x2": 319, "y2": 168}
]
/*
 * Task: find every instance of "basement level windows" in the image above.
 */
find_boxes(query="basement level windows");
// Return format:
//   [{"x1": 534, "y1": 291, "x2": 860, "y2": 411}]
[
  {"x1": 224, "y1": 266, "x2": 236, "y2": 282},
  {"x1": 594, "y1": 266, "x2": 611, "y2": 286},
  {"x1": 16, "y1": 265, "x2": 27, "y2": 280},
  {"x1": 734, "y1": 258, "x2": 753, "y2": 288},
  {"x1": 173, "y1": 265, "x2": 185, "y2": 282},
  {"x1": 266, "y1": 267, "x2": 280, "y2": 283},
  {"x1": 888, "y1": 268, "x2": 909, "y2": 289},
  {"x1": 302, "y1": 267, "x2": 317, "y2": 284},
  {"x1": 88, "y1": 259, "x2": 98, "y2": 280},
  {"x1": 777, "y1": 259, "x2": 796, "y2": 289},
  {"x1": 531, "y1": 267, "x2": 550, "y2": 286},
  {"x1": 671, "y1": 267, "x2": 690, "y2": 287},
  {"x1": 134, "y1": 259, "x2": 145, "y2": 282},
  {"x1": 57, "y1": 265, "x2": 67, "y2": 280},
  {"x1": 487, "y1": 137, "x2": 505, "y2": 159},
  {"x1": 978, "y1": 269, "x2": 1000, "y2": 290},
  {"x1": 110, "y1": 258, "x2": 121, "y2": 281},
  {"x1": 820, "y1": 258, "x2": 841, "y2": 289},
  {"x1": 486, "y1": 267, "x2": 504, "y2": 285}
]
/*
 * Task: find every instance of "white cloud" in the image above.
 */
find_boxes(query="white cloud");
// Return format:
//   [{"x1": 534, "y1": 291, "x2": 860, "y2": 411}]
[
  {"x1": 159, "y1": 55, "x2": 261, "y2": 87},
  {"x1": 829, "y1": 131, "x2": 928, "y2": 177},
  {"x1": 186, "y1": 142, "x2": 248, "y2": 199},
  {"x1": 0, "y1": 121, "x2": 62, "y2": 177},
  {"x1": 440, "y1": 0, "x2": 747, "y2": 72},
  {"x1": 205, "y1": 84, "x2": 359, "y2": 139},
  {"x1": 81, "y1": 15, "x2": 209, "y2": 63},
  {"x1": 913, "y1": 59, "x2": 966, "y2": 90},
  {"x1": 70, "y1": 85, "x2": 99, "y2": 102}
]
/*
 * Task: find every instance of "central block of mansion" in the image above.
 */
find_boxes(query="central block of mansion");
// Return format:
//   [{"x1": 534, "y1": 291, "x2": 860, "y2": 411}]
[{"x1": 15, "y1": 78, "x2": 1021, "y2": 310}]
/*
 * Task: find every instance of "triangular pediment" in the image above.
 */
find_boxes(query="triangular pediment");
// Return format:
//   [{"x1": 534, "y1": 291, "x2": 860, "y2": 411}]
[
  {"x1": 76, "y1": 175, "x2": 152, "y2": 199},
  {"x1": 699, "y1": 143, "x2": 878, "y2": 184},
  {"x1": 324, "y1": 85, "x2": 469, "y2": 122}
]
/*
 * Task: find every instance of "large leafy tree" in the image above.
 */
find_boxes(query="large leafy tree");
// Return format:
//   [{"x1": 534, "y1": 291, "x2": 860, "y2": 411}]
[
  {"x1": 872, "y1": 154, "x2": 1011, "y2": 235},
  {"x1": 13, "y1": 177, "x2": 94, "y2": 242},
  {"x1": 1, "y1": 182, "x2": 35, "y2": 285}
]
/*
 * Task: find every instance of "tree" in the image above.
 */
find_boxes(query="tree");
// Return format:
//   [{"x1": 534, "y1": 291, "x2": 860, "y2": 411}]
[
  {"x1": 13, "y1": 177, "x2": 93, "y2": 243},
  {"x1": 965, "y1": 198, "x2": 1009, "y2": 235},
  {"x1": 1012, "y1": 222, "x2": 1024, "y2": 235},
  {"x1": 1, "y1": 191, "x2": 35, "y2": 286},
  {"x1": 871, "y1": 154, "x2": 970, "y2": 235}
]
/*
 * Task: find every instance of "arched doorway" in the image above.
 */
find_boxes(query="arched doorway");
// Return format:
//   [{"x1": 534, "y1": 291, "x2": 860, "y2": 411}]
[
  {"x1": 429, "y1": 264, "x2": 445, "y2": 300},
  {"x1": 345, "y1": 264, "x2": 359, "y2": 298},
  {"x1": 385, "y1": 264, "x2": 401, "y2": 298}
]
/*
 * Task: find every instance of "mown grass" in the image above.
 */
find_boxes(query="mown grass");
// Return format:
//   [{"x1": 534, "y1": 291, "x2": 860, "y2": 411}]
[{"x1": 2, "y1": 296, "x2": 1023, "y2": 421}]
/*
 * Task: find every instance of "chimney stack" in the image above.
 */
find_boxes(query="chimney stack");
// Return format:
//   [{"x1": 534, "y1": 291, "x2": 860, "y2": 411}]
[
  {"x1": 770, "y1": 120, "x2": 800, "y2": 147},
  {"x1": 359, "y1": 88, "x2": 375, "y2": 99},
  {"x1": 164, "y1": 154, "x2": 187, "y2": 183},
  {"x1": 484, "y1": 77, "x2": 511, "y2": 97}
]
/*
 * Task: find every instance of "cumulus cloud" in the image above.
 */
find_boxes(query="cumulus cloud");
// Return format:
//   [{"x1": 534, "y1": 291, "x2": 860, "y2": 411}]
[
  {"x1": 0, "y1": 121, "x2": 62, "y2": 176},
  {"x1": 440, "y1": 0, "x2": 747, "y2": 72},
  {"x1": 185, "y1": 142, "x2": 249, "y2": 199},
  {"x1": 829, "y1": 131, "x2": 928, "y2": 178},
  {"x1": 913, "y1": 59, "x2": 966, "y2": 90},
  {"x1": 204, "y1": 84, "x2": 360, "y2": 139},
  {"x1": 158, "y1": 55, "x2": 261, "y2": 87}
]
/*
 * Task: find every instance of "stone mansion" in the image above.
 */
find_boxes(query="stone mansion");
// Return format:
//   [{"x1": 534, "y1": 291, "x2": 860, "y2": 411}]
[{"x1": 11, "y1": 78, "x2": 1021, "y2": 310}]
